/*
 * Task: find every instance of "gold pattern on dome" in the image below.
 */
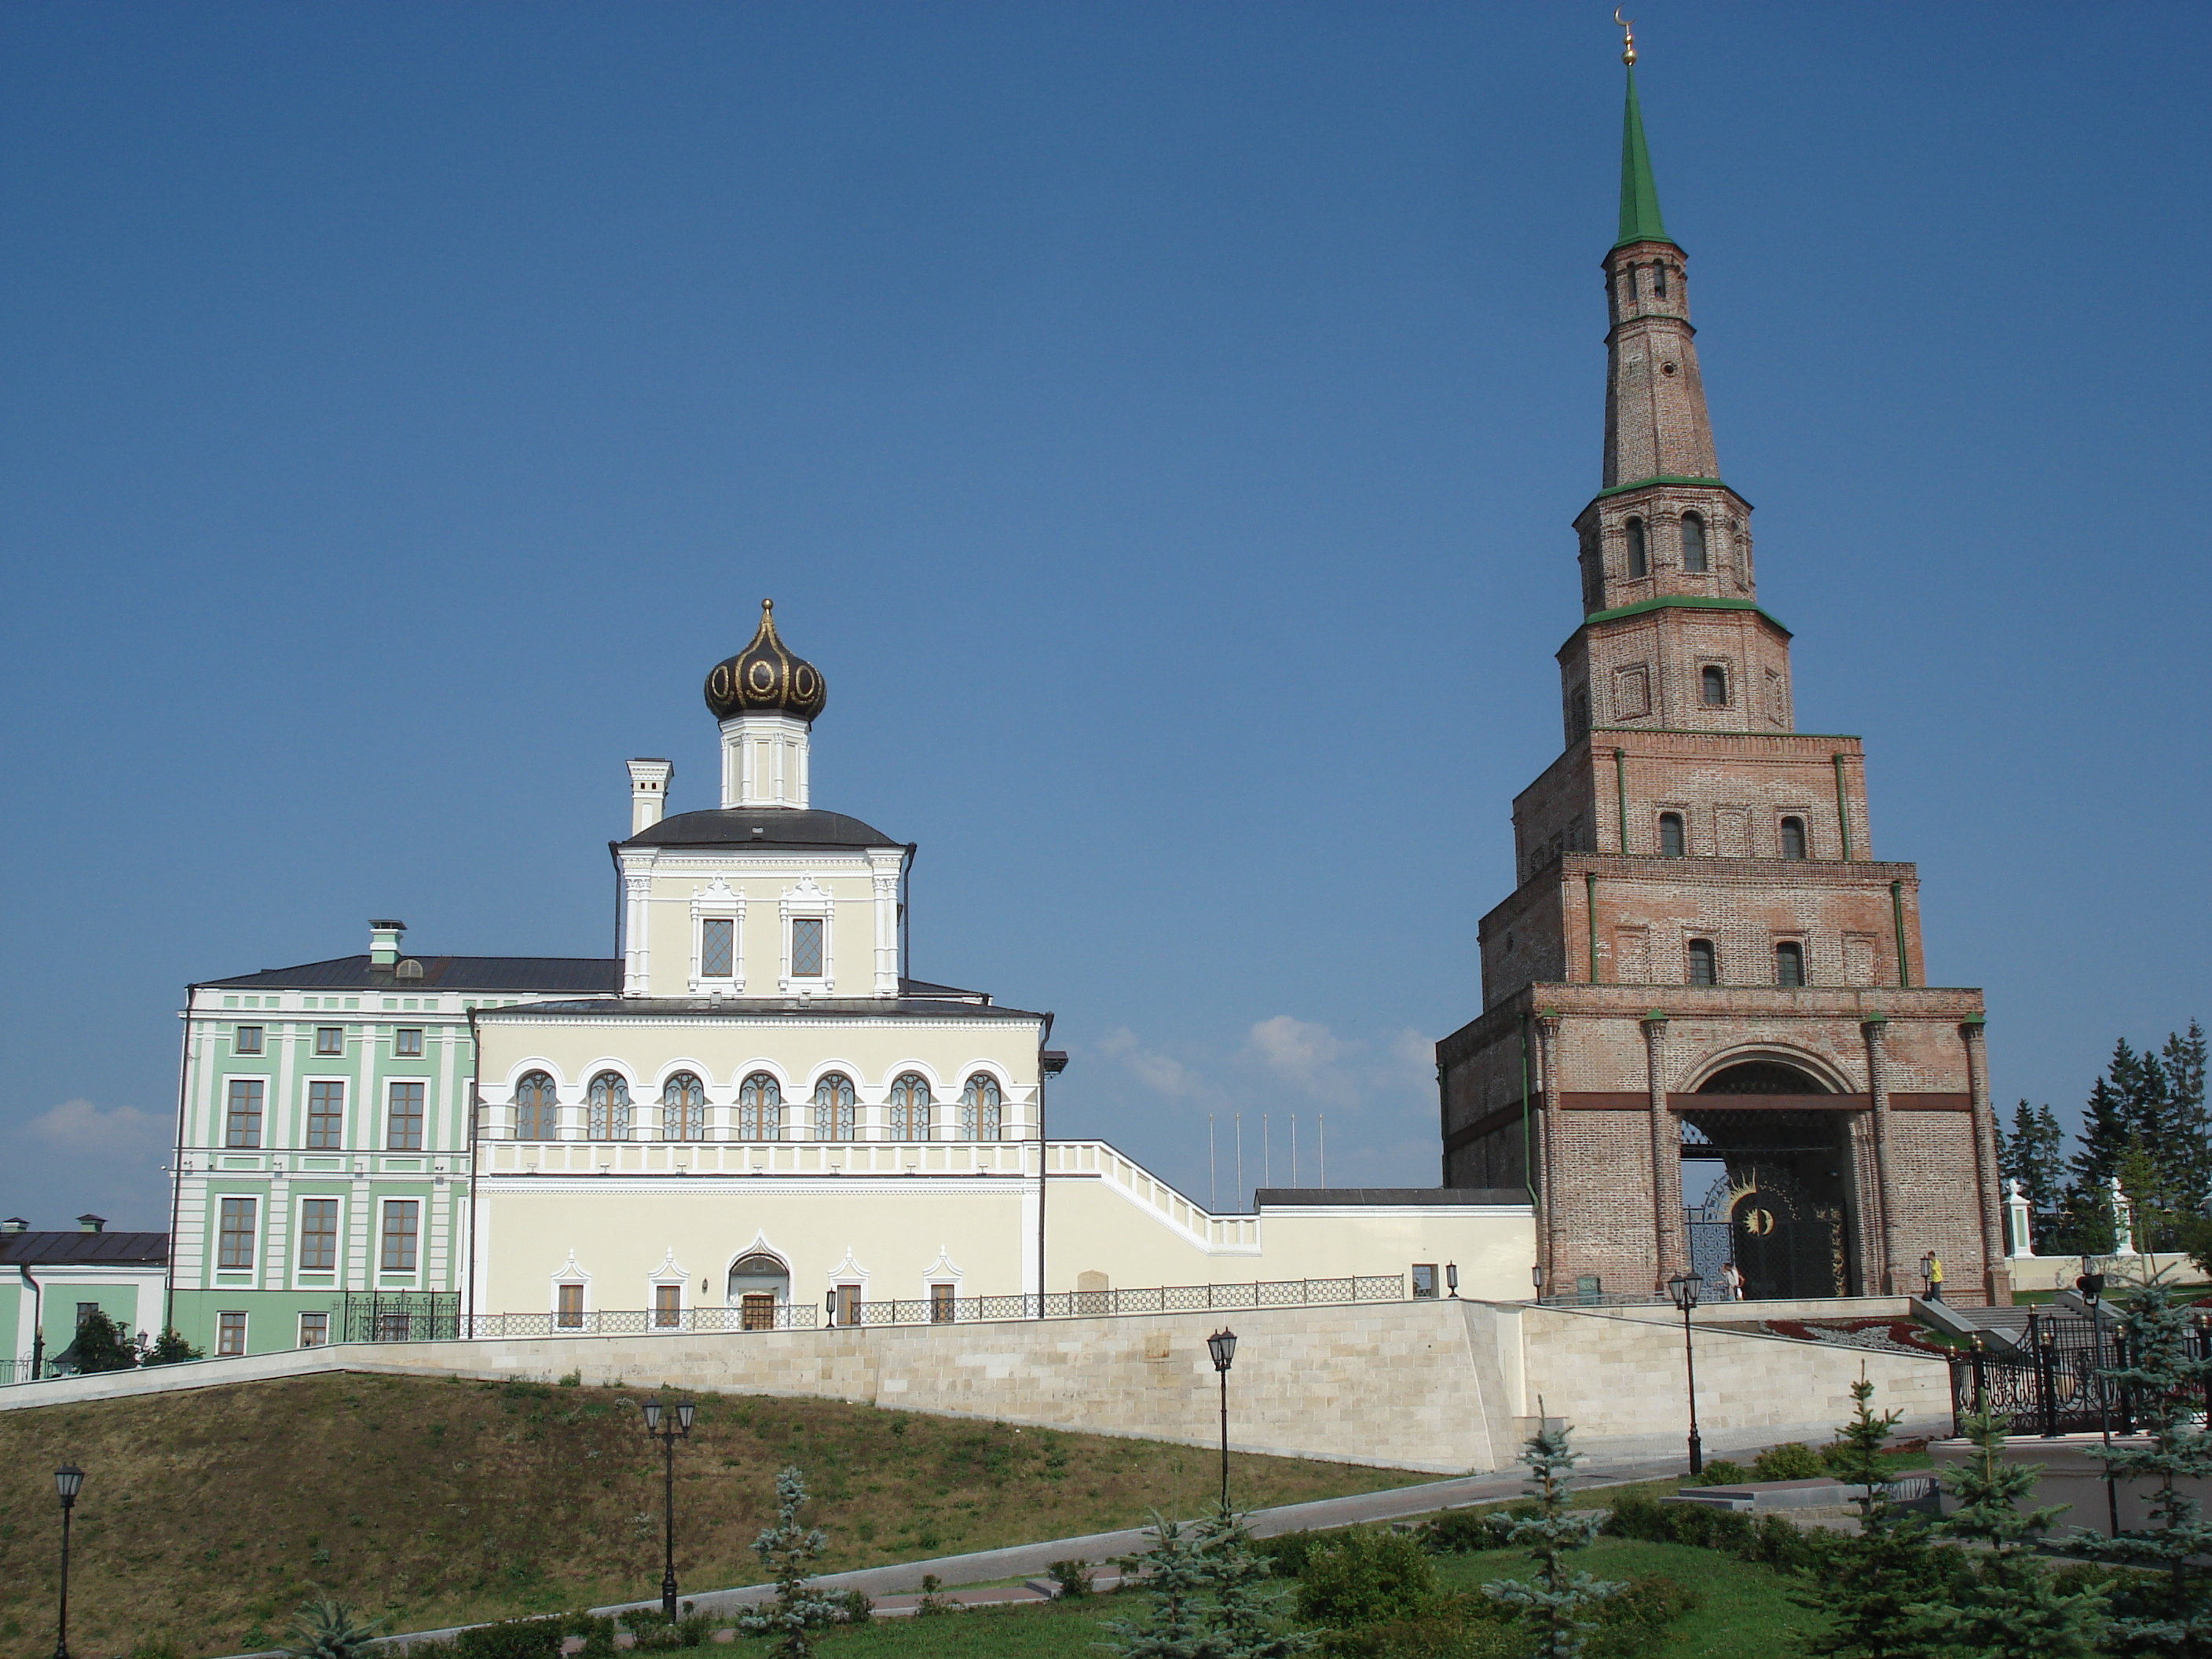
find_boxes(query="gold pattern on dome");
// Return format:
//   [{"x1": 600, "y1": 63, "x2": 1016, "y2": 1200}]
[{"x1": 703, "y1": 597, "x2": 830, "y2": 723}]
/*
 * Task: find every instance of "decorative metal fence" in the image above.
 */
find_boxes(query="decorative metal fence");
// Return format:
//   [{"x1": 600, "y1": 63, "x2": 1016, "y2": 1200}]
[
  {"x1": 1945, "y1": 1310, "x2": 2212, "y2": 1437},
  {"x1": 342, "y1": 1291, "x2": 460, "y2": 1344},
  {"x1": 456, "y1": 1275, "x2": 1408, "y2": 1342}
]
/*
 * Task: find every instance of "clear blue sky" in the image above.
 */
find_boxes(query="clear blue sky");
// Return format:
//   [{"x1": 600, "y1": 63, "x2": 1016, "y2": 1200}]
[{"x1": 3, "y1": 2, "x2": 2207, "y2": 1231}]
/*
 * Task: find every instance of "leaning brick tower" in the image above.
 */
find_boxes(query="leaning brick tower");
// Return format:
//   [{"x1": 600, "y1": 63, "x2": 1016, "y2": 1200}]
[{"x1": 1436, "y1": 49, "x2": 2005, "y2": 1306}]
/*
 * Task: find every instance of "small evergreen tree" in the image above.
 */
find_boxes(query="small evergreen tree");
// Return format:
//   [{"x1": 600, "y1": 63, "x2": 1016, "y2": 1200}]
[
  {"x1": 1101, "y1": 1511, "x2": 1220, "y2": 1659},
  {"x1": 2067, "y1": 1283, "x2": 2212, "y2": 1654},
  {"x1": 1479, "y1": 1408, "x2": 1624, "y2": 1659},
  {"x1": 734, "y1": 1467, "x2": 851, "y2": 1658},
  {"x1": 2001, "y1": 1101, "x2": 2067, "y2": 1224},
  {"x1": 1897, "y1": 1404, "x2": 2108, "y2": 1658},
  {"x1": 1107, "y1": 1507, "x2": 1316, "y2": 1659},
  {"x1": 1794, "y1": 1370, "x2": 1944, "y2": 1658}
]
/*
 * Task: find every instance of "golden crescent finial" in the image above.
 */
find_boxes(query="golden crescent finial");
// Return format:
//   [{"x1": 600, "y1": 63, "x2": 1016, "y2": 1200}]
[{"x1": 1614, "y1": 6, "x2": 1636, "y2": 66}]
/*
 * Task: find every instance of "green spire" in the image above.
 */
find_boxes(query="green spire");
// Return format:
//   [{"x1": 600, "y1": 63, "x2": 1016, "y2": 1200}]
[{"x1": 1615, "y1": 67, "x2": 1672, "y2": 249}]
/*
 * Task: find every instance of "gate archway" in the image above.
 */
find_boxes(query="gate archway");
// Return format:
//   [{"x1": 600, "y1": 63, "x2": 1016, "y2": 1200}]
[{"x1": 1681, "y1": 1060, "x2": 1853, "y2": 1299}]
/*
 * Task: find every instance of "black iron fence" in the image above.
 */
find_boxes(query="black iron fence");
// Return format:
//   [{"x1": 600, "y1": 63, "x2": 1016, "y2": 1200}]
[
  {"x1": 343, "y1": 1291, "x2": 460, "y2": 1344},
  {"x1": 1946, "y1": 1310, "x2": 2212, "y2": 1437}
]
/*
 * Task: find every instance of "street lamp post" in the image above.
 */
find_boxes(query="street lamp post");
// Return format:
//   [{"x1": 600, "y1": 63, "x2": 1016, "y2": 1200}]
[
  {"x1": 1207, "y1": 1328, "x2": 1238, "y2": 1512},
  {"x1": 1666, "y1": 1271, "x2": 1705, "y2": 1476},
  {"x1": 2077, "y1": 1266, "x2": 2120, "y2": 1536},
  {"x1": 53, "y1": 1463, "x2": 84, "y2": 1659},
  {"x1": 639, "y1": 1400, "x2": 696, "y2": 1621}
]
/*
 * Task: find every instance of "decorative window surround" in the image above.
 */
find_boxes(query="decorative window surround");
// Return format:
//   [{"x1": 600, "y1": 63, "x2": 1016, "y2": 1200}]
[
  {"x1": 779, "y1": 876, "x2": 834, "y2": 994},
  {"x1": 550, "y1": 1251, "x2": 592, "y2": 1320},
  {"x1": 689, "y1": 877, "x2": 745, "y2": 994}
]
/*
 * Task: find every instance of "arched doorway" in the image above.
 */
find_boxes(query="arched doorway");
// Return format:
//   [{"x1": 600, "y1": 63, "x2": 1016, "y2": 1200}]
[
  {"x1": 727, "y1": 1251, "x2": 790, "y2": 1331},
  {"x1": 1680, "y1": 1060, "x2": 1852, "y2": 1300}
]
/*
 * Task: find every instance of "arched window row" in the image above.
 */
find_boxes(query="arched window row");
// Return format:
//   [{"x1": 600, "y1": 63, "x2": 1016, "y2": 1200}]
[
  {"x1": 504, "y1": 1068, "x2": 1016, "y2": 1143},
  {"x1": 1650, "y1": 812, "x2": 1821, "y2": 860},
  {"x1": 1680, "y1": 939, "x2": 1816, "y2": 987},
  {"x1": 1614, "y1": 511, "x2": 1723, "y2": 581}
]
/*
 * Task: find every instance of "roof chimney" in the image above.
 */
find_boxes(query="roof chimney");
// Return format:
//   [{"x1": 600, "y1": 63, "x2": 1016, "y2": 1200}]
[
  {"x1": 369, "y1": 920, "x2": 407, "y2": 966},
  {"x1": 77, "y1": 1214, "x2": 106, "y2": 1233},
  {"x1": 1, "y1": 1217, "x2": 26, "y2": 1233},
  {"x1": 628, "y1": 759, "x2": 672, "y2": 836}
]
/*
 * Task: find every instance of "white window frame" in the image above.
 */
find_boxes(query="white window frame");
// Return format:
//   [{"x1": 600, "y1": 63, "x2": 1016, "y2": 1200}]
[
  {"x1": 551, "y1": 1252, "x2": 593, "y2": 1328},
  {"x1": 298, "y1": 1310, "x2": 331, "y2": 1348},
  {"x1": 291, "y1": 1193, "x2": 344, "y2": 1284},
  {"x1": 778, "y1": 876, "x2": 834, "y2": 994},
  {"x1": 214, "y1": 1194, "x2": 260, "y2": 1276},
  {"x1": 394, "y1": 1027, "x2": 425, "y2": 1058},
  {"x1": 385, "y1": 1079, "x2": 428, "y2": 1152},
  {"x1": 688, "y1": 877, "x2": 745, "y2": 994},
  {"x1": 216, "y1": 1309, "x2": 249, "y2": 1357},
  {"x1": 220, "y1": 1074, "x2": 267, "y2": 1148},
  {"x1": 376, "y1": 1196, "x2": 422, "y2": 1280},
  {"x1": 302, "y1": 1074, "x2": 350, "y2": 1152},
  {"x1": 233, "y1": 1024, "x2": 265, "y2": 1056},
  {"x1": 313, "y1": 1026, "x2": 347, "y2": 1057}
]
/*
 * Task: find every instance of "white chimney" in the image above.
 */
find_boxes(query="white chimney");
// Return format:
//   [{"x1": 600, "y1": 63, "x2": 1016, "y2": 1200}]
[
  {"x1": 369, "y1": 920, "x2": 407, "y2": 965},
  {"x1": 628, "y1": 758, "x2": 673, "y2": 834}
]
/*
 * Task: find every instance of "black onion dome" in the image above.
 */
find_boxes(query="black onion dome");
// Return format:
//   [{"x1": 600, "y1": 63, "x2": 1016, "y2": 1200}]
[{"x1": 704, "y1": 599, "x2": 827, "y2": 723}]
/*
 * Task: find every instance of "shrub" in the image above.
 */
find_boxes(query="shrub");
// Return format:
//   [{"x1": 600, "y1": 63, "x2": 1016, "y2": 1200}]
[
  {"x1": 280, "y1": 1599, "x2": 384, "y2": 1659},
  {"x1": 1417, "y1": 1510, "x2": 1521, "y2": 1555},
  {"x1": 1255, "y1": 1529, "x2": 1322, "y2": 1578},
  {"x1": 1318, "y1": 1593, "x2": 1525, "y2": 1658},
  {"x1": 1048, "y1": 1558, "x2": 1094, "y2": 1598},
  {"x1": 1751, "y1": 1441, "x2": 1824, "y2": 1481},
  {"x1": 1582, "y1": 1576, "x2": 1700, "y2": 1659},
  {"x1": 452, "y1": 1617, "x2": 565, "y2": 1659},
  {"x1": 1298, "y1": 1526, "x2": 1441, "y2": 1628},
  {"x1": 1690, "y1": 1458, "x2": 1749, "y2": 1487}
]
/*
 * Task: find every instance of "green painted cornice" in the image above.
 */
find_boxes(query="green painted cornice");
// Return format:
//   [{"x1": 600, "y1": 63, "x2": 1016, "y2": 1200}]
[
  {"x1": 1581, "y1": 594, "x2": 1789, "y2": 632},
  {"x1": 1615, "y1": 68, "x2": 1675, "y2": 251},
  {"x1": 1593, "y1": 474, "x2": 1745, "y2": 504}
]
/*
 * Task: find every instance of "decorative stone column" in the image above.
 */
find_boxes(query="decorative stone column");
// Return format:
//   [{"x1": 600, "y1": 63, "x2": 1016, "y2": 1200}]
[
  {"x1": 1862, "y1": 1016, "x2": 1902, "y2": 1294},
  {"x1": 1535, "y1": 1012, "x2": 1563, "y2": 1291},
  {"x1": 1960, "y1": 1018, "x2": 2009, "y2": 1304},
  {"x1": 1642, "y1": 1013, "x2": 1683, "y2": 1287}
]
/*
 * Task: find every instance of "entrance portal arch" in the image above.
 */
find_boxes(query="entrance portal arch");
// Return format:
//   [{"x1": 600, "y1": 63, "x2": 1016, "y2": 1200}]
[
  {"x1": 1680, "y1": 1059, "x2": 1855, "y2": 1300},
  {"x1": 727, "y1": 1251, "x2": 792, "y2": 1330}
]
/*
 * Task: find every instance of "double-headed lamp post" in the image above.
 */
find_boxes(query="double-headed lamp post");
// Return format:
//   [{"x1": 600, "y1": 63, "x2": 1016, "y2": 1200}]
[
  {"x1": 53, "y1": 1463, "x2": 84, "y2": 1659},
  {"x1": 639, "y1": 1400, "x2": 696, "y2": 1621},
  {"x1": 1207, "y1": 1328, "x2": 1238, "y2": 1512},
  {"x1": 2077, "y1": 1265, "x2": 2120, "y2": 1536},
  {"x1": 1666, "y1": 1270, "x2": 1705, "y2": 1476}
]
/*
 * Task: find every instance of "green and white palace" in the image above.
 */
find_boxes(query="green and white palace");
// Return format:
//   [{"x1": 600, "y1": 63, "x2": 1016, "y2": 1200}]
[{"x1": 169, "y1": 924, "x2": 613, "y2": 1356}]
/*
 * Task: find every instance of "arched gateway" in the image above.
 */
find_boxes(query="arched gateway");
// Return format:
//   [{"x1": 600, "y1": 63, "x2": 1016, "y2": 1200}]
[{"x1": 1681, "y1": 1061, "x2": 1853, "y2": 1300}]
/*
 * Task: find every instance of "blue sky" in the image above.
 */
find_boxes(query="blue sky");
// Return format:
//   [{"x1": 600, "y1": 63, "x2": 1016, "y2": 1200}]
[{"x1": 2, "y1": 2, "x2": 2207, "y2": 1231}]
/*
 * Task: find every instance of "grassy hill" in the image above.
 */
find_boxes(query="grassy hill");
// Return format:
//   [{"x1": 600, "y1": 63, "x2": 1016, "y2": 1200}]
[{"x1": 0, "y1": 1371, "x2": 1428, "y2": 1659}]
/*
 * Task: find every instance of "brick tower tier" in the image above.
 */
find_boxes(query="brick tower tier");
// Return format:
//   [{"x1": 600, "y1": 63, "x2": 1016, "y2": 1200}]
[{"x1": 1435, "y1": 66, "x2": 2005, "y2": 1305}]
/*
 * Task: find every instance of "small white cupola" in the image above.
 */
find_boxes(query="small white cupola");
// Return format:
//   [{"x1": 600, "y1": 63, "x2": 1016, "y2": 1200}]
[
  {"x1": 627, "y1": 758, "x2": 672, "y2": 834},
  {"x1": 702, "y1": 599, "x2": 824, "y2": 810},
  {"x1": 368, "y1": 920, "x2": 407, "y2": 966}
]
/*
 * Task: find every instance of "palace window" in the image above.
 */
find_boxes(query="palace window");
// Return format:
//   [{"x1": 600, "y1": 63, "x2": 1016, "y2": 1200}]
[
  {"x1": 233, "y1": 1025, "x2": 263, "y2": 1055},
  {"x1": 1681, "y1": 512, "x2": 1707, "y2": 573},
  {"x1": 1658, "y1": 812, "x2": 1686, "y2": 857},
  {"x1": 791, "y1": 917, "x2": 826, "y2": 979},
  {"x1": 386, "y1": 1082, "x2": 424, "y2": 1151},
  {"x1": 699, "y1": 917, "x2": 735, "y2": 980},
  {"x1": 218, "y1": 1312, "x2": 247, "y2": 1356},
  {"x1": 1780, "y1": 816, "x2": 1807, "y2": 860},
  {"x1": 315, "y1": 1027, "x2": 345, "y2": 1057},
  {"x1": 588, "y1": 1071, "x2": 632, "y2": 1141},
  {"x1": 888, "y1": 1072, "x2": 932, "y2": 1141},
  {"x1": 1625, "y1": 517, "x2": 1647, "y2": 578},
  {"x1": 1412, "y1": 1264, "x2": 1439, "y2": 1300},
  {"x1": 813, "y1": 1073, "x2": 857, "y2": 1141},
  {"x1": 515, "y1": 1071, "x2": 559, "y2": 1140},
  {"x1": 298, "y1": 1199, "x2": 339, "y2": 1271},
  {"x1": 961, "y1": 1074, "x2": 1003, "y2": 1141},
  {"x1": 557, "y1": 1283, "x2": 584, "y2": 1329},
  {"x1": 930, "y1": 1284, "x2": 957, "y2": 1324},
  {"x1": 738, "y1": 1072, "x2": 782, "y2": 1142},
  {"x1": 1775, "y1": 941, "x2": 1807, "y2": 987},
  {"x1": 379, "y1": 1201, "x2": 419, "y2": 1273},
  {"x1": 218, "y1": 1197, "x2": 257, "y2": 1270},
  {"x1": 654, "y1": 1284, "x2": 682, "y2": 1329},
  {"x1": 298, "y1": 1312, "x2": 329, "y2": 1349},
  {"x1": 1700, "y1": 665, "x2": 1728, "y2": 707},
  {"x1": 306, "y1": 1081, "x2": 346, "y2": 1150},
  {"x1": 225, "y1": 1079, "x2": 264, "y2": 1148},
  {"x1": 662, "y1": 1072, "x2": 707, "y2": 1141},
  {"x1": 1688, "y1": 939, "x2": 1717, "y2": 986},
  {"x1": 834, "y1": 1284, "x2": 861, "y2": 1327},
  {"x1": 394, "y1": 1027, "x2": 423, "y2": 1058}
]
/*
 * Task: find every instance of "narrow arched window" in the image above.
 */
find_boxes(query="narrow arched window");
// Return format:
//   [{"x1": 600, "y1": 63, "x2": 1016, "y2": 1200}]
[
  {"x1": 1623, "y1": 263, "x2": 1638, "y2": 302},
  {"x1": 515, "y1": 1071, "x2": 558, "y2": 1141},
  {"x1": 1775, "y1": 942, "x2": 1807, "y2": 987},
  {"x1": 813, "y1": 1073, "x2": 857, "y2": 1142},
  {"x1": 1680, "y1": 512, "x2": 1707, "y2": 573},
  {"x1": 1625, "y1": 518, "x2": 1647, "y2": 578},
  {"x1": 1569, "y1": 687, "x2": 1590, "y2": 741},
  {"x1": 1688, "y1": 939, "x2": 1717, "y2": 986},
  {"x1": 888, "y1": 1073, "x2": 932, "y2": 1141},
  {"x1": 1658, "y1": 812, "x2": 1685, "y2": 858},
  {"x1": 961, "y1": 1074, "x2": 1003, "y2": 1141},
  {"x1": 737, "y1": 1072, "x2": 781, "y2": 1143},
  {"x1": 1779, "y1": 817, "x2": 1807, "y2": 861},
  {"x1": 588, "y1": 1072, "x2": 632, "y2": 1141},
  {"x1": 1654, "y1": 262, "x2": 1668, "y2": 298},
  {"x1": 1700, "y1": 665, "x2": 1727, "y2": 707},
  {"x1": 661, "y1": 1073, "x2": 706, "y2": 1142}
]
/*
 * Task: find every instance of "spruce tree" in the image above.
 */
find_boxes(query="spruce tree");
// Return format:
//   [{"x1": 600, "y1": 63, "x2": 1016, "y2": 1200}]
[
  {"x1": 734, "y1": 1467, "x2": 852, "y2": 1659},
  {"x1": 1101, "y1": 1512, "x2": 1221, "y2": 1659},
  {"x1": 2067, "y1": 1283, "x2": 2212, "y2": 1654},
  {"x1": 1479, "y1": 1409, "x2": 1624, "y2": 1659},
  {"x1": 1795, "y1": 1371, "x2": 1945, "y2": 1658},
  {"x1": 2161, "y1": 1023, "x2": 2210, "y2": 1214},
  {"x1": 1192, "y1": 1507, "x2": 1316, "y2": 1659},
  {"x1": 2002, "y1": 1102, "x2": 2067, "y2": 1224},
  {"x1": 1898, "y1": 1404, "x2": 2108, "y2": 1658}
]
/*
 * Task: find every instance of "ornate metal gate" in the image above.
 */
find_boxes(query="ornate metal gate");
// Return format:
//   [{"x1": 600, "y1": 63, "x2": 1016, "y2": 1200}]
[{"x1": 341, "y1": 1291, "x2": 459, "y2": 1343}]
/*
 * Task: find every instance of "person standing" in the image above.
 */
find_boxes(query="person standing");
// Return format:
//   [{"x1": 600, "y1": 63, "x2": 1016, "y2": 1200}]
[
  {"x1": 1719, "y1": 1259, "x2": 1745, "y2": 1302},
  {"x1": 1921, "y1": 1251, "x2": 1945, "y2": 1302}
]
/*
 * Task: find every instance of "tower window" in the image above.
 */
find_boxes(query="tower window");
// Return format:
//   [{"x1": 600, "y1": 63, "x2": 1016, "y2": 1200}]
[
  {"x1": 1658, "y1": 812, "x2": 1685, "y2": 857},
  {"x1": 1569, "y1": 687, "x2": 1590, "y2": 741},
  {"x1": 1654, "y1": 262, "x2": 1668, "y2": 298},
  {"x1": 1680, "y1": 512, "x2": 1707, "y2": 573},
  {"x1": 1779, "y1": 816, "x2": 1807, "y2": 860},
  {"x1": 1775, "y1": 942, "x2": 1807, "y2": 987},
  {"x1": 1700, "y1": 665, "x2": 1728, "y2": 707},
  {"x1": 1688, "y1": 939, "x2": 1717, "y2": 986},
  {"x1": 1625, "y1": 518, "x2": 1647, "y2": 578},
  {"x1": 1624, "y1": 264, "x2": 1637, "y2": 301}
]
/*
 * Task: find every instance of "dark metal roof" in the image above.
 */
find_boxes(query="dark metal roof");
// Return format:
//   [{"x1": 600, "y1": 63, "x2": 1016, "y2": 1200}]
[
  {"x1": 203, "y1": 956, "x2": 622, "y2": 992},
  {"x1": 0, "y1": 1231, "x2": 169, "y2": 1266},
  {"x1": 897, "y1": 977, "x2": 991, "y2": 1005},
  {"x1": 1255, "y1": 1188, "x2": 1533, "y2": 1208},
  {"x1": 621, "y1": 808, "x2": 900, "y2": 851},
  {"x1": 480, "y1": 994, "x2": 1046, "y2": 1023}
]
